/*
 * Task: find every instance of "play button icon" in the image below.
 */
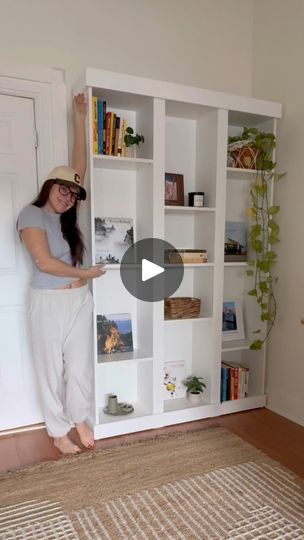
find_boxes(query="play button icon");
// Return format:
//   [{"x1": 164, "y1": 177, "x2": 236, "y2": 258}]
[
  {"x1": 120, "y1": 238, "x2": 184, "y2": 302},
  {"x1": 142, "y1": 259, "x2": 164, "y2": 282}
]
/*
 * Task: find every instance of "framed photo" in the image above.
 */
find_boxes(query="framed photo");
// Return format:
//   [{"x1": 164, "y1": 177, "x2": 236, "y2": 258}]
[
  {"x1": 224, "y1": 221, "x2": 247, "y2": 262},
  {"x1": 97, "y1": 313, "x2": 133, "y2": 355},
  {"x1": 95, "y1": 217, "x2": 134, "y2": 264},
  {"x1": 165, "y1": 173, "x2": 184, "y2": 206},
  {"x1": 222, "y1": 300, "x2": 245, "y2": 341},
  {"x1": 163, "y1": 361, "x2": 186, "y2": 399}
]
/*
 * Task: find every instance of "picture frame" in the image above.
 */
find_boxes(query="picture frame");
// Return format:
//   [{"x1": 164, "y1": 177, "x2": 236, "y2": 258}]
[
  {"x1": 163, "y1": 361, "x2": 187, "y2": 399},
  {"x1": 97, "y1": 313, "x2": 133, "y2": 355},
  {"x1": 222, "y1": 300, "x2": 245, "y2": 341},
  {"x1": 165, "y1": 173, "x2": 184, "y2": 206},
  {"x1": 94, "y1": 217, "x2": 134, "y2": 264},
  {"x1": 224, "y1": 221, "x2": 247, "y2": 262}
]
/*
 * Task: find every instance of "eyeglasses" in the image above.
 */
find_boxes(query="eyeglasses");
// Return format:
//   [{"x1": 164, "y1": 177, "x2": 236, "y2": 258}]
[{"x1": 57, "y1": 183, "x2": 81, "y2": 204}]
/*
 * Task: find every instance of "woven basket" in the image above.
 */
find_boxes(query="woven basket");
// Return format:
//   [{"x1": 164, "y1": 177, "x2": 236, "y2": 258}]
[
  {"x1": 164, "y1": 297, "x2": 201, "y2": 319},
  {"x1": 231, "y1": 146, "x2": 258, "y2": 169}
]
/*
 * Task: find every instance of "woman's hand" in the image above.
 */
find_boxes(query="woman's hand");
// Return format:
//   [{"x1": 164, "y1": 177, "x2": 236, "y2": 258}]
[
  {"x1": 84, "y1": 265, "x2": 106, "y2": 279},
  {"x1": 73, "y1": 93, "x2": 87, "y2": 121}
]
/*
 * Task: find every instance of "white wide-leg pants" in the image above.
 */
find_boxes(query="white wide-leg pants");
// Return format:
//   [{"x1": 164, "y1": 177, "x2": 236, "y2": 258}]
[{"x1": 29, "y1": 285, "x2": 94, "y2": 438}]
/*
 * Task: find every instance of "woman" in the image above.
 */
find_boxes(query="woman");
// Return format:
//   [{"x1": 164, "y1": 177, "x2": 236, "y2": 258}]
[{"x1": 17, "y1": 93, "x2": 105, "y2": 455}]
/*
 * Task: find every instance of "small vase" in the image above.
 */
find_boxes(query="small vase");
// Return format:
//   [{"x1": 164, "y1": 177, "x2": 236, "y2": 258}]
[
  {"x1": 187, "y1": 391, "x2": 202, "y2": 405},
  {"x1": 125, "y1": 146, "x2": 135, "y2": 158}
]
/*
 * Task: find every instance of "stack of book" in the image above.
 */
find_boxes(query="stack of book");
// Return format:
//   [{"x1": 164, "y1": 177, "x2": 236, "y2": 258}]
[
  {"x1": 220, "y1": 362, "x2": 249, "y2": 402},
  {"x1": 165, "y1": 249, "x2": 208, "y2": 264},
  {"x1": 92, "y1": 97, "x2": 128, "y2": 157}
]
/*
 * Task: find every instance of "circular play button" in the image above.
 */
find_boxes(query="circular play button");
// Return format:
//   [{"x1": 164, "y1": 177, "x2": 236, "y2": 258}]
[{"x1": 120, "y1": 238, "x2": 184, "y2": 302}]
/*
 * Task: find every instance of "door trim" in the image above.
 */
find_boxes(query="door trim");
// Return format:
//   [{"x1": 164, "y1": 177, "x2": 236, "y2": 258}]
[{"x1": 0, "y1": 61, "x2": 68, "y2": 187}]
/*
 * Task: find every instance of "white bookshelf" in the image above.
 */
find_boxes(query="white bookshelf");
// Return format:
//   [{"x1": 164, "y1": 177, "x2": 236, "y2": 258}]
[{"x1": 74, "y1": 68, "x2": 282, "y2": 439}]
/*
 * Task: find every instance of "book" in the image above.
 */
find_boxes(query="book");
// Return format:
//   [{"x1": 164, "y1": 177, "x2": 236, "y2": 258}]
[
  {"x1": 92, "y1": 96, "x2": 98, "y2": 155},
  {"x1": 165, "y1": 249, "x2": 208, "y2": 264},
  {"x1": 224, "y1": 221, "x2": 247, "y2": 261},
  {"x1": 97, "y1": 98, "x2": 103, "y2": 154},
  {"x1": 95, "y1": 217, "x2": 134, "y2": 264},
  {"x1": 163, "y1": 361, "x2": 186, "y2": 399},
  {"x1": 97, "y1": 313, "x2": 133, "y2": 355}
]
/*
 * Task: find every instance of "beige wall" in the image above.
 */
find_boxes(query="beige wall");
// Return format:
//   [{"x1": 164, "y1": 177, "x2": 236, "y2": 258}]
[
  {"x1": 252, "y1": 0, "x2": 304, "y2": 426},
  {"x1": 0, "y1": 0, "x2": 253, "y2": 94}
]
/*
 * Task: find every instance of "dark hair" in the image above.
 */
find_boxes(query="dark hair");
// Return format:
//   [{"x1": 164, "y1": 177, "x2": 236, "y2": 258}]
[{"x1": 32, "y1": 179, "x2": 85, "y2": 266}]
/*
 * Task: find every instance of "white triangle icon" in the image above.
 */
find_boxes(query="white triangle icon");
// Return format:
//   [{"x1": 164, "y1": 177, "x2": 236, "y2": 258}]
[{"x1": 142, "y1": 258, "x2": 164, "y2": 282}]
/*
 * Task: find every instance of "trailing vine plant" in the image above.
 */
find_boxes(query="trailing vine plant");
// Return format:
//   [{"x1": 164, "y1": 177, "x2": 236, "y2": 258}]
[{"x1": 228, "y1": 127, "x2": 285, "y2": 350}]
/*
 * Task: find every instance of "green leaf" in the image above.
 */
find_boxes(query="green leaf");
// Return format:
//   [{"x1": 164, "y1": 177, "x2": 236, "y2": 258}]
[
  {"x1": 253, "y1": 329, "x2": 262, "y2": 334},
  {"x1": 269, "y1": 235, "x2": 280, "y2": 244},
  {"x1": 250, "y1": 340, "x2": 263, "y2": 350},
  {"x1": 268, "y1": 206, "x2": 280, "y2": 215},
  {"x1": 259, "y1": 281, "x2": 269, "y2": 293},
  {"x1": 248, "y1": 289, "x2": 258, "y2": 297},
  {"x1": 247, "y1": 259, "x2": 255, "y2": 266},
  {"x1": 265, "y1": 251, "x2": 277, "y2": 261},
  {"x1": 261, "y1": 303, "x2": 268, "y2": 309},
  {"x1": 246, "y1": 270, "x2": 254, "y2": 276},
  {"x1": 261, "y1": 313, "x2": 271, "y2": 321}
]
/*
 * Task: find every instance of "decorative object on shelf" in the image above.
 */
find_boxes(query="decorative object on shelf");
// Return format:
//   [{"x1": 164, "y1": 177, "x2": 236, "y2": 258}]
[
  {"x1": 124, "y1": 126, "x2": 145, "y2": 147},
  {"x1": 163, "y1": 361, "x2": 186, "y2": 399},
  {"x1": 95, "y1": 217, "x2": 133, "y2": 264},
  {"x1": 227, "y1": 127, "x2": 262, "y2": 169},
  {"x1": 103, "y1": 394, "x2": 134, "y2": 416},
  {"x1": 164, "y1": 297, "x2": 201, "y2": 320},
  {"x1": 188, "y1": 191, "x2": 204, "y2": 207},
  {"x1": 240, "y1": 129, "x2": 286, "y2": 350},
  {"x1": 165, "y1": 249, "x2": 208, "y2": 264},
  {"x1": 165, "y1": 172, "x2": 184, "y2": 206},
  {"x1": 222, "y1": 300, "x2": 245, "y2": 341},
  {"x1": 224, "y1": 222, "x2": 247, "y2": 262},
  {"x1": 97, "y1": 313, "x2": 133, "y2": 355},
  {"x1": 183, "y1": 375, "x2": 206, "y2": 404}
]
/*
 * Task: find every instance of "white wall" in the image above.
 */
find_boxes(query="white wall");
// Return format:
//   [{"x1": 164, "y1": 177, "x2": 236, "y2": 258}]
[
  {"x1": 252, "y1": 0, "x2": 304, "y2": 426},
  {"x1": 0, "y1": 0, "x2": 254, "y2": 97}
]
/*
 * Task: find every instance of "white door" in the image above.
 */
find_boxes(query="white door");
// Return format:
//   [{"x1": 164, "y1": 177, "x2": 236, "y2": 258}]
[{"x1": 0, "y1": 93, "x2": 42, "y2": 430}]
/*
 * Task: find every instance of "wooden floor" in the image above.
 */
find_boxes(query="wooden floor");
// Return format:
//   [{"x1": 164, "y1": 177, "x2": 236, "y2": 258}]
[{"x1": 1, "y1": 408, "x2": 304, "y2": 479}]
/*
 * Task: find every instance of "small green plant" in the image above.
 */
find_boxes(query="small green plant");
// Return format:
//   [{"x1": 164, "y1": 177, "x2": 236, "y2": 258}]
[
  {"x1": 124, "y1": 126, "x2": 145, "y2": 147},
  {"x1": 229, "y1": 127, "x2": 285, "y2": 350},
  {"x1": 183, "y1": 375, "x2": 206, "y2": 394}
]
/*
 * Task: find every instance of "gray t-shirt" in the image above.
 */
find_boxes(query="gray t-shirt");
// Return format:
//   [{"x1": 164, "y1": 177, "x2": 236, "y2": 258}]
[{"x1": 17, "y1": 205, "x2": 80, "y2": 289}]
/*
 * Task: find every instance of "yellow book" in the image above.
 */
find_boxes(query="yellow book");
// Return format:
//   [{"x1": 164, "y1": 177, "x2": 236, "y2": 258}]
[
  {"x1": 121, "y1": 119, "x2": 128, "y2": 157},
  {"x1": 92, "y1": 96, "x2": 98, "y2": 155}
]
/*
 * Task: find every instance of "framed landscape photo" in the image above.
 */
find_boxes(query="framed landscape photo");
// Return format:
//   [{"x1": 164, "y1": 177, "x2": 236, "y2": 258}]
[
  {"x1": 224, "y1": 221, "x2": 247, "y2": 262},
  {"x1": 95, "y1": 217, "x2": 134, "y2": 264},
  {"x1": 222, "y1": 300, "x2": 245, "y2": 341},
  {"x1": 97, "y1": 313, "x2": 133, "y2": 355},
  {"x1": 165, "y1": 173, "x2": 184, "y2": 206}
]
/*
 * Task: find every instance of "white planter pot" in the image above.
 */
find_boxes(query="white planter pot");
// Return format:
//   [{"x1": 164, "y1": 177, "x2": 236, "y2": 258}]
[{"x1": 187, "y1": 392, "x2": 202, "y2": 405}]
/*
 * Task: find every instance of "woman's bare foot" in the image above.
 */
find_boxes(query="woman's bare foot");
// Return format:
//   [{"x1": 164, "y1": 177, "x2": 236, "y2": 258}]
[
  {"x1": 75, "y1": 422, "x2": 94, "y2": 448},
  {"x1": 54, "y1": 435, "x2": 81, "y2": 455}
]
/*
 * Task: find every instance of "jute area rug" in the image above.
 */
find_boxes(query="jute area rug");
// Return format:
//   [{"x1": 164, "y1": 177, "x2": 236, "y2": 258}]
[{"x1": 0, "y1": 427, "x2": 304, "y2": 539}]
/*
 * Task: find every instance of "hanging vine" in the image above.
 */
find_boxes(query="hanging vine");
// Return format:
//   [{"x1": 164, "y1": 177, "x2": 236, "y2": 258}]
[{"x1": 228, "y1": 128, "x2": 285, "y2": 350}]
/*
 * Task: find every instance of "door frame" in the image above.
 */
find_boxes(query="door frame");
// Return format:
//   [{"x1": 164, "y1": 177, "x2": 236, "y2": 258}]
[
  {"x1": 0, "y1": 62, "x2": 68, "y2": 435},
  {"x1": 0, "y1": 61, "x2": 68, "y2": 188}
]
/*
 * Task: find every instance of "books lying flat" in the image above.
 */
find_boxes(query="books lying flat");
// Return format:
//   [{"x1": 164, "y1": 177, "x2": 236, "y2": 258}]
[{"x1": 165, "y1": 249, "x2": 208, "y2": 264}]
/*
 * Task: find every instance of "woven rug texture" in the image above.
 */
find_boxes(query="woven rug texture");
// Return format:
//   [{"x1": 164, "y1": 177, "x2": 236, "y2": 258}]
[{"x1": 0, "y1": 427, "x2": 303, "y2": 539}]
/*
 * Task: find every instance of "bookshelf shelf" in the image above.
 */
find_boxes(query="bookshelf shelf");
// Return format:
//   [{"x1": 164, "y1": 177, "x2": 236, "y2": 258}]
[
  {"x1": 75, "y1": 67, "x2": 281, "y2": 440},
  {"x1": 221, "y1": 340, "x2": 251, "y2": 352},
  {"x1": 98, "y1": 351, "x2": 153, "y2": 364},
  {"x1": 93, "y1": 154, "x2": 153, "y2": 170},
  {"x1": 165, "y1": 205, "x2": 216, "y2": 213}
]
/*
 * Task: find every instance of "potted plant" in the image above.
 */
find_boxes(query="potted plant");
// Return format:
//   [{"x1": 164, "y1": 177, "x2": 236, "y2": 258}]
[
  {"x1": 228, "y1": 127, "x2": 285, "y2": 350},
  {"x1": 183, "y1": 375, "x2": 206, "y2": 404},
  {"x1": 124, "y1": 126, "x2": 144, "y2": 158}
]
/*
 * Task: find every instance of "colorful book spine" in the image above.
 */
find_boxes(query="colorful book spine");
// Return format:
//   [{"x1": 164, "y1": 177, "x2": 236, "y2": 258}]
[
  {"x1": 97, "y1": 99, "x2": 103, "y2": 154},
  {"x1": 105, "y1": 112, "x2": 111, "y2": 155},
  {"x1": 121, "y1": 119, "x2": 127, "y2": 157},
  {"x1": 102, "y1": 101, "x2": 106, "y2": 154},
  {"x1": 92, "y1": 96, "x2": 98, "y2": 155}
]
